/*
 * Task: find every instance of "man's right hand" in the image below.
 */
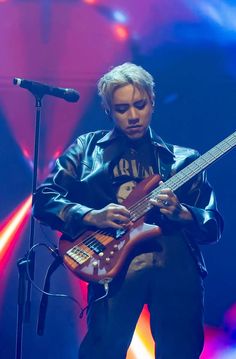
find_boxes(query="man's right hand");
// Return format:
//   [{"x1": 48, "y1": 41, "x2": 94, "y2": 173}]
[{"x1": 82, "y1": 203, "x2": 132, "y2": 229}]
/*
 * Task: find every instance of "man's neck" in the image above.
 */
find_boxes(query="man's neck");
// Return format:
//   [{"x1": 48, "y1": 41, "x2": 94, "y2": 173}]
[{"x1": 114, "y1": 127, "x2": 151, "y2": 147}]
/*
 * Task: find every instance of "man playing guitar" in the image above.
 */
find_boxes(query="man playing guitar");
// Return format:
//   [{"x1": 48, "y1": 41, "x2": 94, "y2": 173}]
[{"x1": 34, "y1": 63, "x2": 223, "y2": 359}]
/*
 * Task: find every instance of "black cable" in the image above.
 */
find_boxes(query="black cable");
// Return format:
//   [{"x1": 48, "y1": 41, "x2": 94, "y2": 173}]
[{"x1": 26, "y1": 242, "x2": 110, "y2": 329}]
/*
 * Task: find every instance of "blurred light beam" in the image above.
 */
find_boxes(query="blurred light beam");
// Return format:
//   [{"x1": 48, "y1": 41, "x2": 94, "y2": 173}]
[
  {"x1": 130, "y1": 333, "x2": 153, "y2": 359},
  {"x1": 198, "y1": 0, "x2": 236, "y2": 31},
  {"x1": 0, "y1": 196, "x2": 32, "y2": 261}
]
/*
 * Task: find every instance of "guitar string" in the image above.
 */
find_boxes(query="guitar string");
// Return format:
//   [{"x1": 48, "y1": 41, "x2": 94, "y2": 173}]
[
  {"x1": 68, "y1": 135, "x2": 236, "y2": 260},
  {"x1": 69, "y1": 135, "x2": 236, "y2": 259},
  {"x1": 69, "y1": 167, "x2": 192, "y2": 260},
  {"x1": 69, "y1": 155, "x2": 221, "y2": 259}
]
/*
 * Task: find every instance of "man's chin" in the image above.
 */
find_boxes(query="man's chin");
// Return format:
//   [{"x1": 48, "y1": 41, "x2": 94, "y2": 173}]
[
  {"x1": 126, "y1": 133, "x2": 144, "y2": 140},
  {"x1": 125, "y1": 128, "x2": 147, "y2": 140}
]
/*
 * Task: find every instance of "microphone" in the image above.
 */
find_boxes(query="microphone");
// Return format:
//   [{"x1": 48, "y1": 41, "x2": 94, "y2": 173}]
[{"x1": 13, "y1": 78, "x2": 80, "y2": 103}]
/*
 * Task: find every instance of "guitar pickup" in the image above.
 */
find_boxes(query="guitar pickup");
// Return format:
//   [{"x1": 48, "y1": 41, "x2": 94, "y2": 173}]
[{"x1": 85, "y1": 237, "x2": 106, "y2": 255}]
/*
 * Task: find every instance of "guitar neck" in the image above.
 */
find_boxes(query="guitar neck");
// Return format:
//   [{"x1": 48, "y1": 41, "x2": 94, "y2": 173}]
[
  {"x1": 157, "y1": 130, "x2": 236, "y2": 194},
  {"x1": 129, "y1": 131, "x2": 236, "y2": 221}
]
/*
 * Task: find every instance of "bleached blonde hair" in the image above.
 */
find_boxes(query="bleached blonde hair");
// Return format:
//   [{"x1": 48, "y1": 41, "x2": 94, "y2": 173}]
[{"x1": 97, "y1": 62, "x2": 155, "y2": 112}]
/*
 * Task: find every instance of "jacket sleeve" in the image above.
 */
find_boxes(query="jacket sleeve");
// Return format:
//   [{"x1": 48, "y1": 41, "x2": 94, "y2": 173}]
[
  {"x1": 33, "y1": 137, "x2": 94, "y2": 239},
  {"x1": 178, "y1": 155, "x2": 223, "y2": 245}
]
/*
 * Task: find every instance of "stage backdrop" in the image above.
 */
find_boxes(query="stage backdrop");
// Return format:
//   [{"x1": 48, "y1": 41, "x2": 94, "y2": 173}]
[{"x1": 0, "y1": 1, "x2": 236, "y2": 358}]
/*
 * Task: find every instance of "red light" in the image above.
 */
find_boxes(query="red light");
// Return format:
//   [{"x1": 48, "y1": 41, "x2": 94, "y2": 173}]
[
  {"x1": 114, "y1": 24, "x2": 129, "y2": 41},
  {"x1": 83, "y1": 0, "x2": 97, "y2": 4},
  {"x1": 0, "y1": 196, "x2": 31, "y2": 309},
  {"x1": 52, "y1": 148, "x2": 62, "y2": 159},
  {"x1": 0, "y1": 196, "x2": 32, "y2": 262},
  {"x1": 22, "y1": 146, "x2": 31, "y2": 160}
]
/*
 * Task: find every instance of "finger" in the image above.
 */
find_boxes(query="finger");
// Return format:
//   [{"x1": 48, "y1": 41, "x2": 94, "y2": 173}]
[
  {"x1": 108, "y1": 221, "x2": 125, "y2": 229},
  {"x1": 156, "y1": 194, "x2": 169, "y2": 202},
  {"x1": 109, "y1": 218, "x2": 133, "y2": 229},
  {"x1": 150, "y1": 198, "x2": 158, "y2": 206},
  {"x1": 159, "y1": 188, "x2": 173, "y2": 196},
  {"x1": 123, "y1": 221, "x2": 134, "y2": 229},
  {"x1": 159, "y1": 191, "x2": 177, "y2": 204},
  {"x1": 114, "y1": 207, "x2": 131, "y2": 218},
  {"x1": 159, "y1": 207, "x2": 172, "y2": 215},
  {"x1": 157, "y1": 195, "x2": 172, "y2": 207},
  {"x1": 109, "y1": 203, "x2": 126, "y2": 212},
  {"x1": 113, "y1": 213, "x2": 131, "y2": 224},
  {"x1": 150, "y1": 198, "x2": 170, "y2": 208}
]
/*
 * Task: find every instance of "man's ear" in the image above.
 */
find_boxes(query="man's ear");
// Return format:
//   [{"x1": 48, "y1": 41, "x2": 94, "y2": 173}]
[
  {"x1": 150, "y1": 94, "x2": 155, "y2": 108},
  {"x1": 105, "y1": 108, "x2": 113, "y2": 121}
]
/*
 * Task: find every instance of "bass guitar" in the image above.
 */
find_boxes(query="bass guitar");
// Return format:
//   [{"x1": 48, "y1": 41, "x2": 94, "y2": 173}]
[{"x1": 59, "y1": 131, "x2": 236, "y2": 284}]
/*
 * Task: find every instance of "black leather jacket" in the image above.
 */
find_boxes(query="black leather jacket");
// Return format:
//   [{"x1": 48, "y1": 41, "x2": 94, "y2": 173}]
[{"x1": 33, "y1": 128, "x2": 223, "y2": 277}]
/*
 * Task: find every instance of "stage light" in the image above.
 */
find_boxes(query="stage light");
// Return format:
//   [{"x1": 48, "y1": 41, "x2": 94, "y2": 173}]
[
  {"x1": 224, "y1": 303, "x2": 236, "y2": 339},
  {"x1": 83, "y1": 0, "x2": 97, "y2": 5},
  {"x1": 114, "y1": 24, "x2": 129, "y2": 41},
  {"x1": 0, "y1": 196, "x2": 32, "y2": 262},
  {"x1": 130, "y1": 333, "x2": 153, "y2": 359},
  {"x1": 126, "y1": 306, "x2": 154, "y2": 358},
  {"x1": 21, "y1": 146, "x2": 34, "y2": 169},
  {"x1": 195, "y1": 0, "x2": 236, "y2": 31},
  {"x1": 22, "y1": 146, "x2": 31, "y2": 159},
  {"x1": 52, "y1": 148, "x2": 62, "y2": 159},
  {"x1": 113, "y1": 10, "x2": 128, "y2": 24},
  {"x1": 216, "y1": 348, "x2": 236, "y2": 359}
]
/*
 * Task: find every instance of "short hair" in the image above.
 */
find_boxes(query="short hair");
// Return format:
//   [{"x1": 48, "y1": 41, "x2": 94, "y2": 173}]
[{"x1": 97, "y1": 62, "x2": 155, "y2": 112}]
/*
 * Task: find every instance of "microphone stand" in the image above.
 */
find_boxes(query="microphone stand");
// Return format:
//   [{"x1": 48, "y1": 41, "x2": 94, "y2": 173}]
[{"x1": 15, "y1": 94, "x2": 43, "y2": 359}]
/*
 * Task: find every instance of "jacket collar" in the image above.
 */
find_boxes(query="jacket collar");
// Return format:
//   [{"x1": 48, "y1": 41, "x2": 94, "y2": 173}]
[{"x1": 97, "y1": 127, "x2": 174, "y2": 158}]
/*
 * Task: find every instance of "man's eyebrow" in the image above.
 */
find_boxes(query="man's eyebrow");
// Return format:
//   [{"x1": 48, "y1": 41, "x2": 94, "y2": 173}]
[
  {"x1": 114, "y1": 98, "x2": 146, "y2": 106},
  {"x1": 134, "y1": 98, "x2": 146, "y2": 103},
  {"x1": 113, "y1": 103, "x2": 129, "y2": 107}
]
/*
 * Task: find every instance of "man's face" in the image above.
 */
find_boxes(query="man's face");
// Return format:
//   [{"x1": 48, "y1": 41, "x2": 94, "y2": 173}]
[{"x1": 110, "y1": 84, "x2": 153, "y2": 140}]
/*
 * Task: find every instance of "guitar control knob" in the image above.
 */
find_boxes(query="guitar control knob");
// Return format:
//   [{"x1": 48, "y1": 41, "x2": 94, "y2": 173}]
[
  {"x1": 105, "y1": 257, "x2": 111, "y2": 263},
  {"x1": 99, "y1": 252, "x2": 104, "y2": 257},
  {"x1": 110, "y1": 251, "x2": 114, "y2": 256},
  {"x1": 113, "y1": 244, "x2": 118, "y2": 250},
  {"x1": 92, "y1": 261, "x2": 98, "y2": 267}
]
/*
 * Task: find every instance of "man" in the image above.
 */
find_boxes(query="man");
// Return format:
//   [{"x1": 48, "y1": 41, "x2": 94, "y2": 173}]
[{"x1": 33, "y1": 62, "x2": 223, "y2": 359}]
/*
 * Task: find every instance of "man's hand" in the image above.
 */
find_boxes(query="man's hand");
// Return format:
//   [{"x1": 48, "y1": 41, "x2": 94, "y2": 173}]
[
  {"x1": 150, "y1": 182, "x2": 193, "y2": 223},
  {"x1": 83, "y1": 203, "x2": 133, "y2": 229}
]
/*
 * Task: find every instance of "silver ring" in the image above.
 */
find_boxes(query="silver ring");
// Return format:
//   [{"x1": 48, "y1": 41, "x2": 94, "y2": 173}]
[{"x1": 163, "y1": 200, "x2": 169, "y2": 206}]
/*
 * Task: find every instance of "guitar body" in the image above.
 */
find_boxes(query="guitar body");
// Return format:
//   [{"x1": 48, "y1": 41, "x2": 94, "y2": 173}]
[{"x1": 59, "y1": 174, "x2": 163, "y2": 284}]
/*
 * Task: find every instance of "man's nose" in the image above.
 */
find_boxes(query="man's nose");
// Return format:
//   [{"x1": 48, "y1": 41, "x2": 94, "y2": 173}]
[{"x1": 128, "y1": 107, "x2": 139, "y2": 123}]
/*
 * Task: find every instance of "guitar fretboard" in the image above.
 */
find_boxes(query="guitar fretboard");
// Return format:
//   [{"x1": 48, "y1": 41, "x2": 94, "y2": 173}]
[{"x1": 129, "y1": 131, "x2": 236, "y2": 221}]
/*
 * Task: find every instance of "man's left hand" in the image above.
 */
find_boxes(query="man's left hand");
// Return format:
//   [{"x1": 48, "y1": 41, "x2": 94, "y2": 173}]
[{"x1": 149, "y1": 182, "x2": 193, "y2": 223}]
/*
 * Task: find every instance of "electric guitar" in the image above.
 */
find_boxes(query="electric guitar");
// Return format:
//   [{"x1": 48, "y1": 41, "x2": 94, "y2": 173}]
[{"x1": 59, "y1": 131, "x2": 236, "y2": 284}]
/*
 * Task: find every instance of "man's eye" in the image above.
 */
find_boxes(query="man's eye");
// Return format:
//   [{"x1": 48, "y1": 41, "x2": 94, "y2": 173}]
[
  {"x1": 115, "y1": 105, "x2": 129, "y2": 114},
  {"x1": 134, "y1": 101, "x2": 146, "y2": 110}
]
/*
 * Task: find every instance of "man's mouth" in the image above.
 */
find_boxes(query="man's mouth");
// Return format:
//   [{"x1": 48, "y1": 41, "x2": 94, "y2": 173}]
[{"x1": 126, "y1": 125, "x2": 142, "y2": 129}]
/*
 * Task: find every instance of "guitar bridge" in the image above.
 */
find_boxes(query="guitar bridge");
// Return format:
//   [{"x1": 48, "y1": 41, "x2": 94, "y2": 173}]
[{"x1": 66, "y1": 247, "x2": 90, "y2": 265}]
